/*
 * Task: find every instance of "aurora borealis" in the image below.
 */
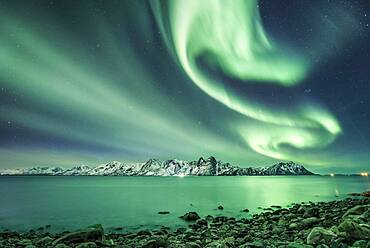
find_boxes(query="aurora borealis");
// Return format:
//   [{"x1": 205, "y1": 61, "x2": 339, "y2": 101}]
[{"x1": 0, "y1": 0, "x2": 370, "y2": 173}]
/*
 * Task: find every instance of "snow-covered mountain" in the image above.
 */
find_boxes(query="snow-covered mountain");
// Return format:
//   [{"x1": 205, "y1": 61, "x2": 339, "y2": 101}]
[{"x1": 0, "y1": 157, "x2": 314, "y2": 176}]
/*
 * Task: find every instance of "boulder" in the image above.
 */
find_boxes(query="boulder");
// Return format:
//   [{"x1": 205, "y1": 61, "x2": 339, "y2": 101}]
[
  {"x1": 52, "y1": 225, "x2": 104, "y2": 246},
  {"x1": 218, "y1": 205, "x2": 224, "y2": 210},
  {"x1": 338, "y1": 220, "x2": 370, "y2": 239},
  {"x1": 343, "y1": 205, "x2": 368, "y2": 218},
  {"x1": 306, "y1": 227, "x2": 337, "y2": 245},
  {"x1": 180, "y1": 212, "x2": 200, "y2": 221}
]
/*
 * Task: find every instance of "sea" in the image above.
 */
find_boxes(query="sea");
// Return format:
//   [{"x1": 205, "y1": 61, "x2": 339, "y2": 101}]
[{"x1": 0, "y1": 175, "x2": 369, "y2": 233}]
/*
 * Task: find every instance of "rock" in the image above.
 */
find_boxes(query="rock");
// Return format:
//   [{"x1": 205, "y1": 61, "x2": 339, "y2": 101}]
[
  {"x1": 180, "y1": 212, "x2": 201, "y2": 221},
  {"x1": 142, "y1": 239, "x2": 157, "y2": 248},
  {"x1": 338, "y1": 220, "x2": 370, "y2": 239},
  {"x1": 17, "y1": 239, "x2": 32, "y2": 246},
  {"x1": 301, "y1": 217, "x2": 320, "y2": 228},
  {"x1": 195, "y1": 218, "x2": 207, "y2": 226},
  {"x1": 303, "y1": 207, "x2": 319, "y2": 218},
  {"x1": 137, "y1": 230, "x2": 152, "y2": 236},
  {"x1": 306, "y1": 227, "x2": 337, "y2": 245},
  {"x1": 55, "y1": 244, "x2": 71, "y2": 248},
  {"x1": 362, "y1": 191, "x2": 370, "y2": 197},
  {"x1": 158, "y1": 211, "x2": 170, "y2": 215},
  {"x1": 76, "y1": 242, "x2": 97, "y2": 248},
  {"x1": 223, "y1": 236, "x2": 235, "y2": 246},
  {"x1": 352, "y1": 240, "x2": 367, "y2": 248},
  {"x1": 286, "y1": 242, "x2": 313, "y2": 248},
  {"x1": 289, "y1": 223, "x2": 299, "y2": 230},
  {"x1": 35, "y1": 236, "x2": 53, "y2": 246},
  {"x1": 53, "y1": 225, "x2": 104, "y2": 245},
  {"x1": 218, "y1": 205, "x2": 224, "y2": 210},
  {"x1": 241, "y1": 240, "x2": 265, "y2": 247},
  {"x1": 185, "y1": 242, "x2": 201, "y2": 248},
  {"x1": 316, "y1": 245, "x2": 329, "y2": 248},
  {"x1": 343, "y1": 205, "x2": 368, "y2": 218},
  {"x1": 349, "y1": 193, "x2": 362, "y2": 196},
  {"x1": 271, "y1": 205, "x2": 282, "y2": 209}
]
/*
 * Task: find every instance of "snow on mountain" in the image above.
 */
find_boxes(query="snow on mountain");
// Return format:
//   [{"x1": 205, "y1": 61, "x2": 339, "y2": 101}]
[{"x1": 0, "y1": 157, "x2": 315, "y2": 176}]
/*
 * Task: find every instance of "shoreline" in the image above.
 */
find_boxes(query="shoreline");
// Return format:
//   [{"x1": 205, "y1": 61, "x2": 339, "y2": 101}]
[{"x1": 1, "y1": 192, "x2": 369, "y2": 247}]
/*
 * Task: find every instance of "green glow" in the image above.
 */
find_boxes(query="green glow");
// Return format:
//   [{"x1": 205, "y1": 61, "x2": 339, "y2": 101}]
[
  {"x1": 0, "y1": 12, "x2": 250, "y2": 166},
  {"x1": 156, "y1": 0, "x2": 341, "y2": 162}
]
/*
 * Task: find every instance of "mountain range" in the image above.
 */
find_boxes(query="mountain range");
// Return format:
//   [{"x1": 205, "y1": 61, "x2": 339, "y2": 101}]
[{"x1": 0, "y1": 156, "x2": 315, "y2": 176}]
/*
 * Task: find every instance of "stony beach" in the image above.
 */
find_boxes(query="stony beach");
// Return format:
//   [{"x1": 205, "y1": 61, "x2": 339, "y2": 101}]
[{"x1": 1, "y1": 192, "x2": 369, "y2": 248}]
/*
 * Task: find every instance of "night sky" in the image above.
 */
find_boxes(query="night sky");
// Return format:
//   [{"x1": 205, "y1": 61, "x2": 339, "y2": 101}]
[{"x1": 1, "y1": 0, "x2": 369, "y2": 173}]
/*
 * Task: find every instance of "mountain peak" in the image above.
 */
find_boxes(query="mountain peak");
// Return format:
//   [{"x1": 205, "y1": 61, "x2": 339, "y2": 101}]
[{"x1": 0, "y1": 158, "x2": 315, "y2": 176}]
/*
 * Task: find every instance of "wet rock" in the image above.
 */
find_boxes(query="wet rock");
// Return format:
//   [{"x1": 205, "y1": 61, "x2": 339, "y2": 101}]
[
  {"x1": 158, "y1": 211, "x2": 170, "y2": 215},
  {"x1": 343, "y1": 205, "x2": 368, "y2": 218},
  {"x1": 180, "y1": 212, "x2": 200, "y2": 221},
  {"x1": 301, "y1": 217, "x2": 320, "y2": 228},
  {"x1": 141, "y1": 239, "x2": 157, "y2": 248},
  {"x1": 55, "y1": 244, "x2": 71, "y2": 248},
  {"x1": 306, "y1": 227, "x2": 337, "y2": 245},
  {"x1": 25, "y1": 245, "x2": 37, "y2": 248},
  {"x1": 349, "y1": 193, "x2": 362, "y2": 196},
  {"x1": 241, "y1": 240, "x2": 265, "y2": 247},
  {"x1": 185, "y1": 242, "x2": 201, "y2": 248},
  {"x1": 241, "y1": 208, "x2": 250, "y2": 213},
  {"x1": 303, "y1": 207, "x2": 319, "y2": 218},
  {"x1": 286, "y1": 242, "x2": 313, "y2": 248},
  {"x1": 362, "y1": 191, "x2": 370, "y2": 197},
  {"x1": 218, "y1": 205, "x2": 224, "y2": 210},
  {"x1": 16, "y1": 239, "x2": 32, "y2": 246},
  {"x1": 338, "y1": 220, "x2": 370, "y2": 239},
  {"x1": 53, "y1": 225, "x2": 104, "y2": 245},
  {"x1": 76, "y1": 242, "x2": 97, "y2": 248},
  {"x1": 352, "y1": 240, "x2": 367, "y2": 248},
  {"x1": 289, "y1": 223, "x2": 299, "y2": 230},
  {"x1": 35, "y1": 236, "x2": 53, "y2": 246},
  {"x1": 137, "y1": 230, "x2": 152, "y2": 236}
]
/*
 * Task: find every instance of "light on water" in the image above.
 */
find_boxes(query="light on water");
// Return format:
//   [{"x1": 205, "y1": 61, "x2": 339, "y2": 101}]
[{"x1": 0, "y1": 175, "x2": 368, "y2": 232}]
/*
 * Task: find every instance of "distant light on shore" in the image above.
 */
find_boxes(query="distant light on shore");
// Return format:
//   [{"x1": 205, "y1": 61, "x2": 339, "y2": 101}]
[
  {"x1": 330, "y1": 173, "x2": 335, "y2": 177},
  {"x1": 360, "y1": 172, "x2": 368, "y2": 176}
]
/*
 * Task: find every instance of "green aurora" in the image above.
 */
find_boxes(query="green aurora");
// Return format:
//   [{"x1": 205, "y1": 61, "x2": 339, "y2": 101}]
[
  {"x1": 0, "y1": 0, "x2": 369, "y2": 173},
  {"x1": 153, "y1": 0, "x2": 341, "y2": 163}
]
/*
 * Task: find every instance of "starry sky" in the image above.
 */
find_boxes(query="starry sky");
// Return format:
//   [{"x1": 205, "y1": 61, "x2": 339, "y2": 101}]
[{"x1": 0, "y1": 0, "x2": 369, "y2": 173}]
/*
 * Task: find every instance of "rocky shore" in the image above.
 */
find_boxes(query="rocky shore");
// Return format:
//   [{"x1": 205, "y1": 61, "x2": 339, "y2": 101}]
[{"x1": 1, "y1": 193, "x2": 369, "y2": 248}]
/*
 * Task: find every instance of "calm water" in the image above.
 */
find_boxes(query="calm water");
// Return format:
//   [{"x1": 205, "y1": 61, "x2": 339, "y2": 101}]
[{"x1": 0, "y1": 176, "x2": 369, "y2": 232}]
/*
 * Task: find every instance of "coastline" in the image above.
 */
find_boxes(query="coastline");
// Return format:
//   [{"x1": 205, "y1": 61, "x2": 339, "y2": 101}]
[{"x1": 1, "y1": 192, "x2": 369, "y2": 248}]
